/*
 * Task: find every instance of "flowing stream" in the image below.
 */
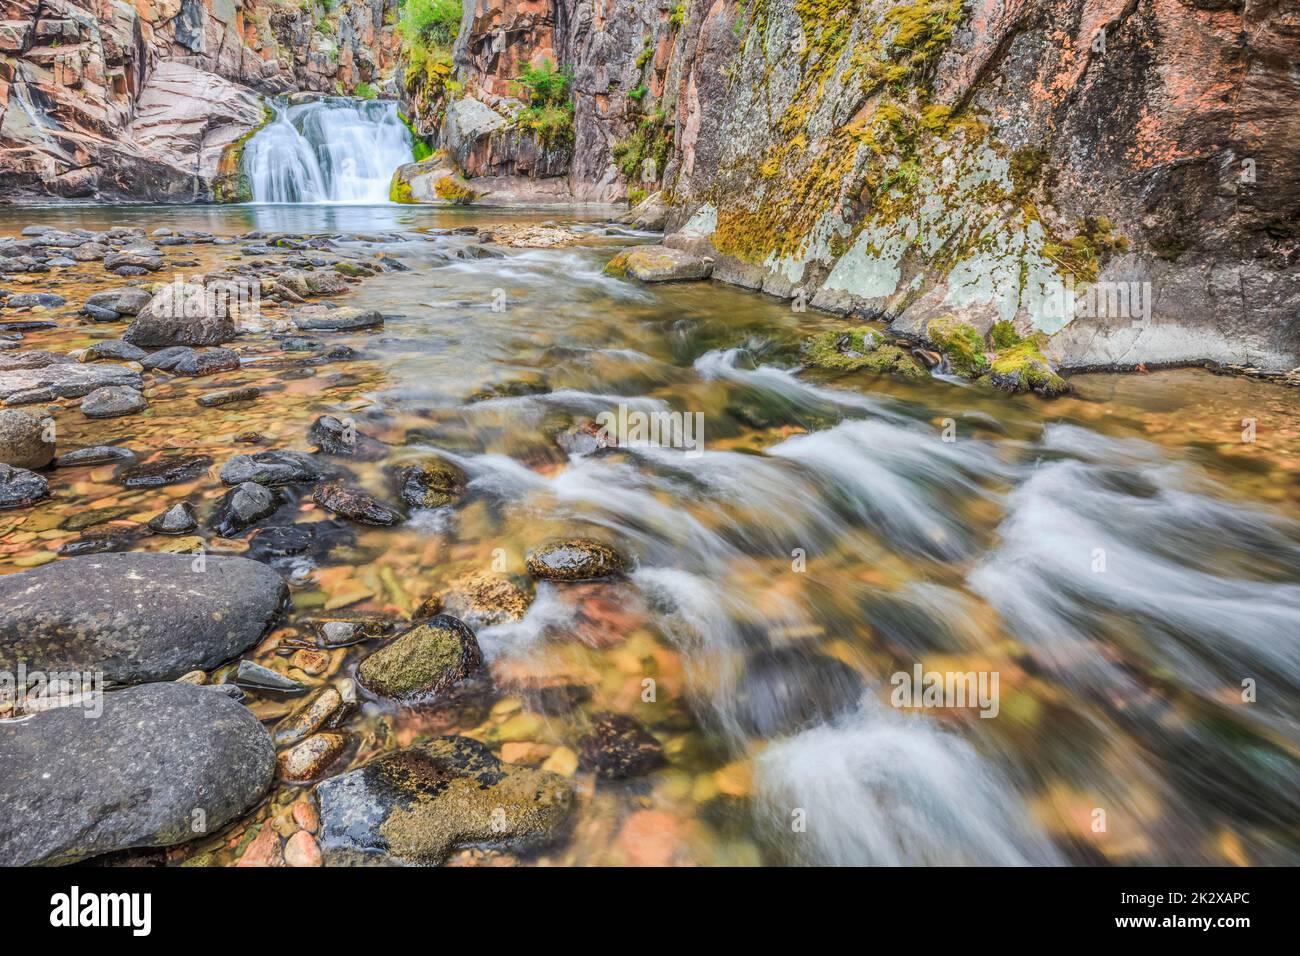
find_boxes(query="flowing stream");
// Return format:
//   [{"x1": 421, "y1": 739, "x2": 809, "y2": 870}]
[
  {"x1": 1, "y1": 203, "x2": 1298, "y2": 866},
  {"x1": 243, "y1": 98, "x2": 414, "y2": 204}
]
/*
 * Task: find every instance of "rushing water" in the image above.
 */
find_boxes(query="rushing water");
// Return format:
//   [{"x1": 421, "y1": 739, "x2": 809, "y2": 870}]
[
  {"x1": 243, "y1": 98, "x2": 415, "y2": 204},
  {"x1": 2, "y1": 204, "x2": 1298, "y2": 866}
]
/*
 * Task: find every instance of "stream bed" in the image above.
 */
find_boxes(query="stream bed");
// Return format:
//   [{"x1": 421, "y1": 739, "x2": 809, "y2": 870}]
[{"x1": 1, "y1": 203, "x2": 1298, "y2": 866}]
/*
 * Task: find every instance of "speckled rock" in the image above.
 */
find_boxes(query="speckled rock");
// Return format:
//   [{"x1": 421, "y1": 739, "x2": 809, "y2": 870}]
[
  {"x1": 315, "y1": 736, "x2": 574, "y2": 865},
  {"x1": 577, "y1": 712, "x2": 664, "y2": 780},
  {"x1": 220, "y1": 449, "x2": 333, "y2": 486},
  {"x1": 393, "y1": 456, "x2": 468, "y2": 509},
  {"x1": 0, "y1": 462, "x2": 48, "y2": 509},
  {"x1": 356, "y1": 615, "x2": 483, "y2": 700},
  {"x1": 525, "y1": 538, "x2": 627, "y2": 582},
  {"x1": 0, "y1": 408, "x2": 54, "y2": 468},
  {"x1": 0, "y1": 682, "x2": 275, "y2": 866},
  {"x1": 80, "y1": 385, "x2": 147, "y2": 418},
  {"x1": 0, "y1": 552, "x2": 287, "y2": 684},
  {"x1": 312, "y1": 482, "x2": 403, "y2": 526}
]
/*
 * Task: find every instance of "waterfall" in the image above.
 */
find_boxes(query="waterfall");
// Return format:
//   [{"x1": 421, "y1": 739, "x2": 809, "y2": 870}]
[{"x1": 244, "y1": 97, "x2": 415, "y2": 205}]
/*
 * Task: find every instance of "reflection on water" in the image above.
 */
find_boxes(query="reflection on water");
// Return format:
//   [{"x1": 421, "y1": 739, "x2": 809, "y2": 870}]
[{"x1": 2, "y1": 204, "x2": 1298, "y2": 866}]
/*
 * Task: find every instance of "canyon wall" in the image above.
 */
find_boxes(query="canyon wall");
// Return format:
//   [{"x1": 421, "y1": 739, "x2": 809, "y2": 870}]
[
  {"x1": 420, "y1": 0, "x2": 1300, "y2": 370},
  {"x1": 0, "y1": 0, "x2": 398, "y2": 200}
]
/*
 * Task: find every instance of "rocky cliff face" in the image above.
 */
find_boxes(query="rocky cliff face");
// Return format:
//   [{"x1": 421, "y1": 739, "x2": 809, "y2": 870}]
[
  {"x1": 0, "y1": 0, "x2": 398, "y2": 201},
  {"x1": 412, "y1": 0, "x2": 1300, "y2": 370}
]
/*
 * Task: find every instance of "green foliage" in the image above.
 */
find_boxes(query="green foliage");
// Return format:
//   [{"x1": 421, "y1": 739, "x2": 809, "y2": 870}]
[
  {"x1": 988, "y1": 320, "x2": 1021, "y2": 350},
  {"x1": 628, "y1": 85, "x2": 648, "y2": 102},
  {"x1": 1042, "y1": 216, "x2": 1130, "y2": 284},
  {"x1": 613, "y1": 108, "x2": 671, "y2": 189},
  {"x1": 398, "y1": 0, "x2": 460, "y2": 95},
  {"x1": 670, "y1": 2, "x2": 685, "y2": 27},
  {"x1": 512, "y1": 60, "x2": 574, "y2": 145},
  {"x1": 398, "y1": 111, "x2": 434, "y2": 161},
  {"x1": 514, "y1": 59, "x2": 573, "y2": 108},
  {"x1": 355, "y1": 81, "x2": 377, "y2": 100},
  {"x1": 635, "y1": 46, "x2": 653, "y2": 69},
  {"x1": 397, "y1": 0, "x2": 461, "y2": 47},
  {"x1": 927, "y1": 316, "x2": 990, "y2": 377}
]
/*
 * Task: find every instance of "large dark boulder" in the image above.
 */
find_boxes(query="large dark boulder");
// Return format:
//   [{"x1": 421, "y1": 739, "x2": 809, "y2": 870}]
[
  {"x1": 0, "y1": 683, "x2": 274, "y2": 866},
  {"x1": 0, "y1": 553, "x2": 287, "y2": 683}
]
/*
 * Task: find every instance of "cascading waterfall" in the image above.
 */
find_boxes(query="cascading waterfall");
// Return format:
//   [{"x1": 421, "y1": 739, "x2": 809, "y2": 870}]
[{"x1": 243, "y1": 97, "x2": 415, "y2": 204}]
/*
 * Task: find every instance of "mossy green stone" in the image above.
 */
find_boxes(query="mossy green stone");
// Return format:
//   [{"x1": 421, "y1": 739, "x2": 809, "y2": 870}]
[
  {"x1": 357, "y1": 615, "x2": 483, "y2": 699},
  {"x1": 927, "y1": 316, "x2": 991, "y2": 377}
]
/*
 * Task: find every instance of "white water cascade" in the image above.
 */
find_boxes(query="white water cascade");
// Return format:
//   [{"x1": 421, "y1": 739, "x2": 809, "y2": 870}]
[{"x1": 244, "y1": 97, "x2": 415, "y2": 204}]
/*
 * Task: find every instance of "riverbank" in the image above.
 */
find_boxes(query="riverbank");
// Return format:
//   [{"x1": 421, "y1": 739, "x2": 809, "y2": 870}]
[{"x1": 1, "y1": 204, "x2": 1298, "y2": 867}]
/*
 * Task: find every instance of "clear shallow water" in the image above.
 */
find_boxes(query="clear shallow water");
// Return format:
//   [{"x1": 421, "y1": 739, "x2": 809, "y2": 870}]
[{"x1": 2, "y1": 205, "x2": 1298, "y2": 866}]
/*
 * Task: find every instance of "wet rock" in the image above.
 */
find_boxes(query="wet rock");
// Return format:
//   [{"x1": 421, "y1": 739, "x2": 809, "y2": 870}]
[
  {"x1": 148, "y1": 501, "x2": 198, "y2": 535},
  {"x1": 306, "y1": 613, "x2": 394, "y2": 648},
  {"x1": 733, "y1": 649, "x2": 865, "y2": 738},
  {"x1": 84, "y1": 287, "x2": 152, "y2": 317},
  {"x1": 526, "y1": 538, "x2": 627, "y2": 582},
  {"x1": 220, "y1": 450, "x2": 333, "y2": 486},
  {"x1": 443, "y1": 571, "x2": 533, "y2": 627},
  {"x1": 245, "y1": 521, "x2": 354, "y2": 568},
  {"x1": 0, "y1": 463, "x2": 48, "y2": 509},
  {"x1": 197, "y1": 386, "x2": 260, "y2": 407},
  {"x1": 273, "y1": 686, "x2": 343, "y2": 747},
  {"x1": 0, "y1": 682, "x2": 275, "y2": 866},
  {"x1": 308, "y1": 414, "x2": 387, "y2": 459},
  {"x1": 119, "y1": 454, "x2": 212, "y2": 488},
  {"x1": 556, "y1": 420, "x2": 617, "y2": 457},
  {"x1": 313, "y1": 482, "x2": 403, "y2": 526},
  {"x1": 5, "y1": 292, "x2": 65, "y2": 309},
  {"x1": 141, "y1": 346, "x2": 240, "y2": 376},
  {"x1": 103, "y1": 251, "x2": 163, "y2": 273},
  {"x1": 577, "y1": 712, "x2": 665, "y2": 779},
  {"x1": 284, "y1": 830, "x2": 322, "y2": 867},
  {"x1": 0, "y1": 553, "x2": 286, "y2": 683},
  {"x1": 291, "y1": 307, "x2": 384, "y2": 331},
  {"x1": 0, "y1": 360, "x2": 142, "y2": 404},
  {"x1": 0, "y1": 408, "x2": 54, "y2": 468},
  {"x1": 81, "y1": 339, "x2": 147, "y2": 362},
  {"x1": 277, "y1": 732, "x2": 348, "y2": 781},
  {"x1": 393, "y1": 456, "x2": 467, "y2": 508},
  {"x1": 315, "y1": 736, "x2": 574, "y2": 865},
  {"x1": 81, "y1": 385, "x2": 147, "y2": 418},
  {"x1": 60, "y1": 505, "x2": 134, "y2": 531},
  {"x1": 620, "y1": 190, "x2": 670, "y2": 231},
  {"x1": 211, "y1": 481, "x2": 280, "y2": 537},
  {"x1": 123, "y1": 292, "x2": 237, "y2": 347},
  {"x1": 57, "y1": 529, "x2": 139, "y2": 556},
  {"x1": 357, "y1": 615, "x2": 483, "y2": 700},
  {"x1": 235, "y1": 660, "x2": 305, "y2": 692},
  {"x1": 56, "y1": 444, "x2": 134, "y2": 467},
  {"x1": 606, "y1": 245, "x2": 713, "y2": 282}
]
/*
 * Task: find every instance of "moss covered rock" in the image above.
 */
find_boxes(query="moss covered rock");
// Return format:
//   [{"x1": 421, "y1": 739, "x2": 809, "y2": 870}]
[
  {"x1": 987, "y1": 340, "x2": 1069, "y2": 397},
  {"x1": 802, "y1": 327, "x2": 927, "y2": 379},
  {"x1": 356, "y1": 615, "x2": 483, "y2": 699},
  {"x1": 926, "y1": 316, "x2": 991, "y2": 377},
  {"x1": 393, "y1": 457, "x2": 468, "y2": 509},
  {"x1": 315, "y1": 736, "x2": 574, "y2": 865},
  {"x1": 526, "y1": 538, "x2": 627, "y2": 581},
  {"x1": 612, "y1": 245, "x2": 712, "y2": 282}
]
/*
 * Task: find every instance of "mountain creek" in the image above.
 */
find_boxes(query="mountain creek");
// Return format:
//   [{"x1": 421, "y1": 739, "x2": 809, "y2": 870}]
[{"x1": 0, "y1": 197, "x2": 1297, "y2": 867}]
